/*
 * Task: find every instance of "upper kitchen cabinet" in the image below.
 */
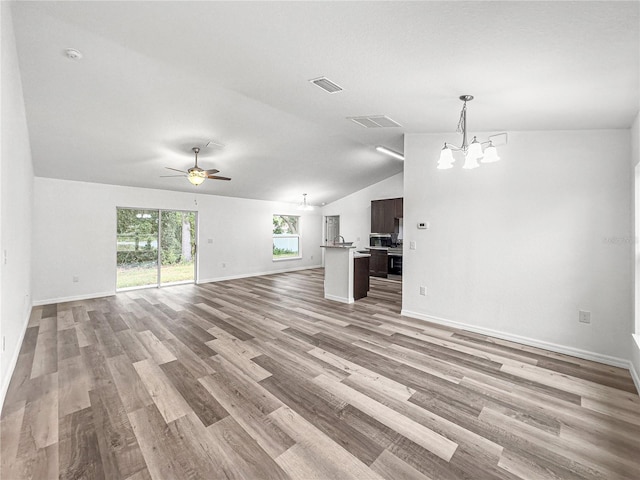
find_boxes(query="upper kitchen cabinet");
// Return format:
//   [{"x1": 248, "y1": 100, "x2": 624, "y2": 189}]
[
  {"x1": 394, "y1": 198, "x2": 403, "y2": 218},
  {"x1": 371, "y1": 198, "x2": 403, "y2": 233}
]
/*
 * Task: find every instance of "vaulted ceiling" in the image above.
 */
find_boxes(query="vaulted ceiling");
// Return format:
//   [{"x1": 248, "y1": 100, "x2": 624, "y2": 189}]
[{"x1": 10, "y1": 1, "x2": 639, "y2": 205}]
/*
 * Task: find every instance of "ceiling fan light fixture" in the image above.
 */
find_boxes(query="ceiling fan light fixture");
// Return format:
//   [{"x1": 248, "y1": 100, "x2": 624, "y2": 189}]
[
  {"x1": 163, "y1": 146, "x2": 230, "y2": 185},
  {"x1": 188, "y1": 170, "x2": 206, "y2": 186}
]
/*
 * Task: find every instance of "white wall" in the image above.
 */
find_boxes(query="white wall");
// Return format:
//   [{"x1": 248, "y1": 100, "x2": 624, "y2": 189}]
[
  {"x1": 403, "y1": 129, "x2": 632, "y2": 366},
  {"x1": 321, "y1": 172, "x2": 403, "y2": 250},
  {"x1": 631, "y1": 112, "x2": 640, "y2": 388},
  {"x1": 32, "y1": 178, "x2": 322, "y2": 304},
  {"x1": 1, "y1": 2, "x2": 34, "y2": 405}
]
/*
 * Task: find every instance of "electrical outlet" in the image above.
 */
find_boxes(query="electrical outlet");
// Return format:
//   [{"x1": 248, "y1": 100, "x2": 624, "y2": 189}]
[
  {"x1": 208, "y1": 238, "x2": 213, "y2": 244},
  {"x1": 310, "y1": 255, "x2": 313, "y2": 260},
  {"x1": 72, "y1": 276, "x2": 79, "y2": 283},
  {"x1": 410, "y1": 241, "x2": 416, "y2": 250},
  {"x1": 579, "y1": 310, "x2": 591, "y2": 324},
  {"x1": 419, "y1": 286, "x2": 426, "y2": 296},
  {"x1": 222, "y1": 263, "x2": 226, "y2": 268}
]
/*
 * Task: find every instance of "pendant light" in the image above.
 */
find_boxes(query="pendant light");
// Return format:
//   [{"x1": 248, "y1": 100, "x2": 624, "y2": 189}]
[
  {"x1": 437, "y1": 95, "x2": 505, "y2": 170},
  {"x1": 297, "y1": 193, "x2": 314, "y2": 211}
]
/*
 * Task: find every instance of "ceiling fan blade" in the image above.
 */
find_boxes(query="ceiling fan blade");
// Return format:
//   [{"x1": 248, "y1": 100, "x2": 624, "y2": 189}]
[
  {"x1": 204, "y1": 168, "x2": 219, "y2": 175},
  {"x1": 207, "y1": 175, "x2": 231, "y2": 181},
  {"x1": 165, "y1": 167, "x2": 187, "y2": 174},
  {"x1": 160, "y1": 174, "x2": 186, "y2": 177}
]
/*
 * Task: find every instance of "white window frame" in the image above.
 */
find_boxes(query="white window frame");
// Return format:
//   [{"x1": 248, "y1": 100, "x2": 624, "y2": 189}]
[{"x1": 273, "y1": 214, "x2": 302, "y2": 261}]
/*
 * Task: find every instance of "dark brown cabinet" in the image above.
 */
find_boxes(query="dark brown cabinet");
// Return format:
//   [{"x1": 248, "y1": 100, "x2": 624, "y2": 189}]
[
  {"x1": 354, "y1": 256, "x2": 370, "y2": 300},
  {"x1": 369, "y1": 249, "x2": 388, "y2": 278},
  {"x1": 394, "y1": 197, "x2": 403, "y2": 218},
  {"x1": 370, "y1": 200, "x2": 385, "y2": 233},
  {"x1": 371, "y1": 197, "x2": 403, "y2": 234}
]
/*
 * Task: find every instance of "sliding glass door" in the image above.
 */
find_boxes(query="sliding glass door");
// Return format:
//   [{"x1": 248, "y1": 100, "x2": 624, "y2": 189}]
[{"x1": 116, "y1": 208, "x2": 196, "y2": 290}]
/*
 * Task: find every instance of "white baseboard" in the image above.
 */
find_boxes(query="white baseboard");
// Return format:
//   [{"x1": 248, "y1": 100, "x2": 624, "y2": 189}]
[
  {"x1": 324, "y1": 293, "x2": 354, "y2": 304},
  {"x1": 31, "y1": 266, "x2": 324, "y2": 305},
  {"x1": 198, "y1": 264, "x2": 322, "y2": 284},
  {"x1": 401, "y1": 309, "x2": 630, "y2": 369},
  {"x1": 33, "y1": 291, "x2": 115, "y2": 306},
  {"x1": 0, "y1": 306, "x2": 32, "y2": 413}
]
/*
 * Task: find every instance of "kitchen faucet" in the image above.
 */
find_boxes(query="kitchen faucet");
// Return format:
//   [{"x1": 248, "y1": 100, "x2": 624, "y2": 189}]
[{"x1": 334, "y1": 235, "x2": 345, "y2": 244}]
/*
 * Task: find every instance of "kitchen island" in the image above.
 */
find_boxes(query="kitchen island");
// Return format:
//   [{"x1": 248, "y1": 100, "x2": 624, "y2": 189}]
[{"x1": 320, "y1": 245, "x2": 370, "y2": 303}]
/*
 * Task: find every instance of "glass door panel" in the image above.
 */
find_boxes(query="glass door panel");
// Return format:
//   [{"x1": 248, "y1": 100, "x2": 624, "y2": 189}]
[
  {"x1": 116, "y1": 209, "x2": 159, "y2": 289},
  {"x1": 160, "y1": 210, "x2": 196, "y2": 286}
]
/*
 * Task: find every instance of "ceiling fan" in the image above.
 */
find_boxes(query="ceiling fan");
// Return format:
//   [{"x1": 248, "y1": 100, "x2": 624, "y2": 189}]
[{"x1": 162, "y1": 147, "x2": 231, "y2": 186}]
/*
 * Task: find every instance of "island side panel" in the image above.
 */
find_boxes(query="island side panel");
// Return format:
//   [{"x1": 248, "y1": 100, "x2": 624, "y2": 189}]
[{"x1": 322, "y1": 247, "x2": 354, "y2": 304}]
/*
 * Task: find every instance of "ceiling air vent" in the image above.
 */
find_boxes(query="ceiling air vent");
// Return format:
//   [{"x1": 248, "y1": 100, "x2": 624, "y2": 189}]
[
  {"x1": 348, "y1": 115, "x2": 402, "y2": 128},
  {"x1": 309, "y1": 76, "x2": 343, "y2": 94}
]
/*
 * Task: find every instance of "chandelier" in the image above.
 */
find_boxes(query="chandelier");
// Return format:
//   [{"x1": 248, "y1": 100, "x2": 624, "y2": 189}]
[
  {"x1": 437, "y1": 95, "x2": 503, "y2": 170},
  {"x1": 297, "y1": 193, "x2": 314, "y2": 211}
]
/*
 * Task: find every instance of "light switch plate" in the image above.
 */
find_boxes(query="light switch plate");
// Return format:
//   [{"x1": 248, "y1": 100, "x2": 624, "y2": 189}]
[
  {"x1": 409, "y1": 241, "x2": 416, "y2": 250},
  {"x1": 579, "y1": 310, "x2": 591, "y2": 324}
]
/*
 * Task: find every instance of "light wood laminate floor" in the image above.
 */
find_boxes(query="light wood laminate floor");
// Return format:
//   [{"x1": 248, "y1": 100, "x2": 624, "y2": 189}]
[{"x1": 1, "y1": 268, "x2": 639, "y2": 479}]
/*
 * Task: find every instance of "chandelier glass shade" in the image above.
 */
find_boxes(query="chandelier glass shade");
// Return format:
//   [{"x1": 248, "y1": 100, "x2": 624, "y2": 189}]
[
  {"x1": 437, "y1": 145, "x2": 455, "y2": 169},
  {"x1": 480, "y1": 142, "x2": 500, "y2": 163},
  {"x1": 437, "y1": 95, "x2": 503, "y2": 170}
]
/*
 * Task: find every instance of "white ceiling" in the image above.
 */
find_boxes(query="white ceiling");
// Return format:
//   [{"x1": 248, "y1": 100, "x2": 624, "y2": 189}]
[{"x1": 10, "y1": 1, "x2": 640, "y2": 205}]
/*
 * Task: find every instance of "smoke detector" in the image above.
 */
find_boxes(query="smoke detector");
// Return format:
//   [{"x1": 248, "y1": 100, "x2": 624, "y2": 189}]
[{"x1": 64, "y1": 48, "x2": 83, "y2": 60}]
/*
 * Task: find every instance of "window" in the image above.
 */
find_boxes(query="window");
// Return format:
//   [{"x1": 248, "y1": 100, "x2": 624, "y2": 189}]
[{"x1": 273, "y1": 214, "x2": 301, "y2": 260}]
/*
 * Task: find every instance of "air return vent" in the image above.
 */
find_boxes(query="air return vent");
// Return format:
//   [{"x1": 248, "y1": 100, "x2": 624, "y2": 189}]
[
  {"x1": 348, "y1": 115, "x2": 402, "y2": 128},
  {"x1": 309, "y1": 76, "x2": 343, "y2": 94}
]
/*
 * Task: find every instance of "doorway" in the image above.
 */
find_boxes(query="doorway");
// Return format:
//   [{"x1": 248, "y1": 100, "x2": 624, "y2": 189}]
[
  {"x1": 116, "y1": 208, "x2": 197, "y2": 290},
  {"x1": 325, "y1": 215, "x2": 340, "y2": 244}
]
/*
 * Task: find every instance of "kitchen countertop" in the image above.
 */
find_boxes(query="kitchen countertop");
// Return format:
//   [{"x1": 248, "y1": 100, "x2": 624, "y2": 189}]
[
  {"x1": 367, "y1": 247, "x2": 403, "y2": 255},
  {"x1": 320, "y1": 245, "x2": 370, "y2": 258}
]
